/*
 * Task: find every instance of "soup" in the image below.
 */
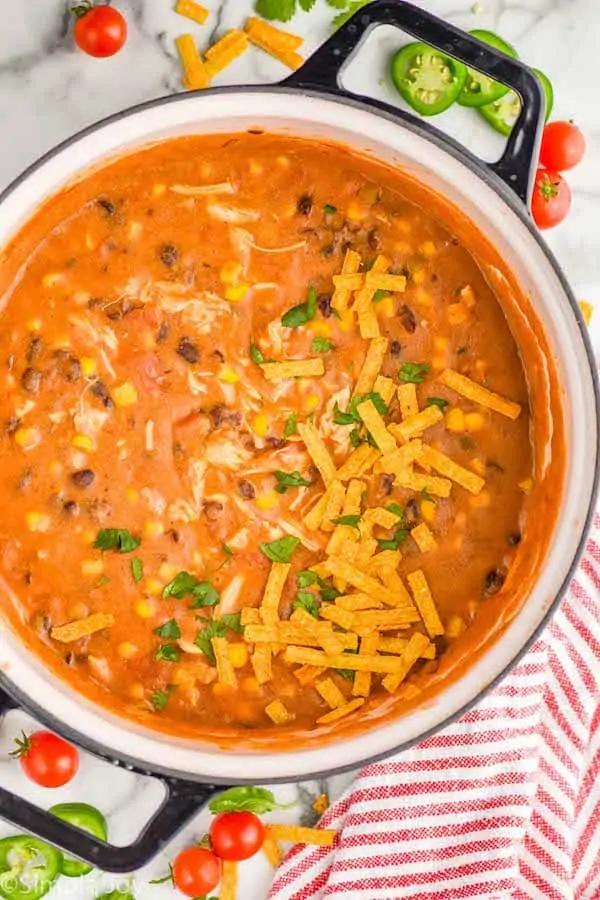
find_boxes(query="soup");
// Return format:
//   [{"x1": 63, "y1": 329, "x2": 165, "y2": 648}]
[{"x1": 0, "y1": 133, "x2": 563, "y2": 740}]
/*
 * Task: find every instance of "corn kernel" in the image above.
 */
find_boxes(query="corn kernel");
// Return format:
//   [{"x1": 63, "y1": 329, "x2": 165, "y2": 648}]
[
  {"x1": 447, "y1": 302, "x2": 469, "y2": 325},
  {"x1": 304, "y1": 393, "x2": 320, "y2": 413},
  {"x1": 276, "y1": 155, "x2": 290, "y2": 168},
  {"x1": 129, "y1": 682, "x2": 145, "y2": 700},
  {"x1": 81, "y1": 559, "x2": 104, "y2": 576},
  {"x1": 249, "y1": 160, "x2": 264, "y2": 175},
  {"x1": 171, "y1": 666, "x2": 195, "y2": 686},
  {"x1": 152, "y1": 183, "x2": 167, "y2": 197},
  {"x1": 380, "y1": 295, "x2": 395, "y2": 318},
  {"x1": 55, "y1": 335, "x2": 71, "y2": 349},
  {"x1": 346, "y1": 200, "x2": 368, "y2": 222},
  {"x1": 85, "y1": 234, "x2": 96, "y2": 251},
  {"x1": 470, "y1": 458, "x2": 486, "y2": 477},
  {"x1": 412, "y1": 269, "x2": 426, "y2": 285},
  {"x1": 69, "y1": 602, "x2": 89, "y2": 620},
  {"x1": 446, "y1": 615, "x2": 465, "y2": 639},
  {"x1": 579, "y1": 300, "x2": 594, "y2": 326},
  {"x1": 470, "y1": 490, "x2": 490, "y2": 508},
  {"x1": 128, "y1": 221, "x2": 143, "y2": 241},
  {"x1": 42, "y1": 272, "x2": 65, "y2": 288},
  {"x1": 72, "y1": 433, "x2": 95, "y2": 452},
  {"x1": 256, "y1": 491, "x2": 279, "y2": 511},
  {"x1": 313, "y1": 793, "x2": 329, "y2": 815},
  {"x1": 393, "y1": 218, "x2": 411, "y2": 235},
  {"x1": 420, "y1": 499, "x2": 436, "y2": 524},
  {"x1": 465, "y1": 411, "x2": 486, "y2": 432},
  {"x1": 309, "y1": 320, "x2": 332, "y2": 338},
  {"x1": 118, "y1": 642, "x2": 138, "y2": 660},
  {"x1": 229, "y1": 643, "x2": 249, "y2": 669},
  {"x1": 434, "y1": 336, "x2": 448, "y2": 351},
  {"x1": 114, "y1": 382, "x2": 138, "y2": 407},
  {"x1": 420, "y1": 241, "x2": 437, "y2": 258},
  {"x1": 125, "y1": 487, "x2": 139, "y2": 503},
  {"x1": 224, "y1": 282, "x2": 250, "y2": 302},
  {"x1": 218, "y1": 365, "x2": 240, "y2": 384},
  {"x1": 26, "y1": 512, "x2": 51, "y2": 533},
  {"x1": 519, "y1": 478, "x2": 533, "y2": 493},
  {"x1": 144, "y1": 521, "x2": 164, "y2": 539},
  {"x1": 220, "y1": 261, "x2": 243, "y2": 285},
  {"x1": 252, "y1": 414, "x2": 269, "y2": 437},
  {"x1": 158, "y1": 562, "x2": 179, "y2": 582},
  {"x1": 338, "y1": 309, "x2": 355, "y2": 333},
  {"x1": 14, "y1": 427, "x2": 41, "y2": 451},
  {"x1": 212, "y1": 682, "x2": 234, "y2": 697},
  {"x1": 83, "y1": 529, "x2": 95, "y2": 545},
  {"x1": 241, "y1": 676, "x2": 261, "y2": 694},
  {"x1": 144, "y1": 577, "x2": 163, "y2": 595},
  {"x1": 80, "y1": 357, "x2": 97, "y2": 377},
  {"x1": 281, "y1": 201, "x2": 296, "y2": 219},
  {"x1": 414, "y1": 288, "x2": 433, "y2": 307},
  {"x1": 27, "y1": 318, "x2": 42, "y2": 332},
  {"x1": 445, "y1": 408, "x2": 465, "y2": 432},
  {"x1": 474, "y1": 359, "x2": 487, "y2": 379},
  {"x1": 135, "y1": 599, "x2": 156, "y2": 619}
]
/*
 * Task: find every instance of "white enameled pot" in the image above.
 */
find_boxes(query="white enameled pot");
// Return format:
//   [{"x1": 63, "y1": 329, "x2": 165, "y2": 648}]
[{"x1": 0, "y1": 1, "x2": 597, "y2": 872}]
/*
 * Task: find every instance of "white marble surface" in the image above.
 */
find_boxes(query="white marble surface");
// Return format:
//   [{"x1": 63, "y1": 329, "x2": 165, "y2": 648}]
[{"x1": 0, "y1": 1, "x2": 598, "y2": 897}]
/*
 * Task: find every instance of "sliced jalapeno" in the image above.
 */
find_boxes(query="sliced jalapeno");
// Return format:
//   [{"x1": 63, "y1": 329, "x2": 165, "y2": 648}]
[
  {"x1": 390, "y1": 42, "x2": 468, "y2": 116},
  {"x1": 478, "y1": 67, "x2": 554, "y2": 135},
  {"x1": 458, "y1": 30, "x2": 518, "y2": 107},
  {"x1": 49, "y1": 802, "x2": 108, "y2": 877},
  {"x1": 0, "y1": 835, "x2": 62, "y2": 900}
]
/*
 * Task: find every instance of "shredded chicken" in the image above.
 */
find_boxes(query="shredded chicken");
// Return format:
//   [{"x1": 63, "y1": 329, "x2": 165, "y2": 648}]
[
  {"x1": 204, "y1": 437, "x2": 252, "y2": 471},
  {"x1": 319, "y1": 386, "x2": 353, "y2": 452},
  {"x1": 72, "y1": 406, "x2": 109, "y2": 438},
  {"x1": 170, "y1": 182, "x2": 235, "y2": 197},
  {"x1": 188, "y1": 458, "x2": 207, "y2": 509},
  {"x1": 279, "y1": 518, "x2": 321, "y2": 552},
  {"x1": 141, "y1": 487, "x2": 166, "y2": 515},
  {"x1": 69, "y1": 315, "x2": 118, "y2": 352},
  {"x1": 187, "y1": 370, "x2": 208, "y2": 395},
  {"x1": 219, "y1": 575, "x2": 245, "y2": 613},
  {"x1": 206, "y1": 203, "x2": 260, "y2": 224},
  {"x1": 266, "y1": 319, "x2": 285, "y2": 356},
  {"x1": 167, "y1": 498, "x2": 198, "y2": 524}
]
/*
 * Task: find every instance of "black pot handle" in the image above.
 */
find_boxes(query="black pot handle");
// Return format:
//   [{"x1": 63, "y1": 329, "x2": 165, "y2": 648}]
[
  {"x1": 283, "y1": 0, "x2": 544, "y2": 205},
  {"x1": 0, "y1": 690, "x2": 220, "y2": 872}
]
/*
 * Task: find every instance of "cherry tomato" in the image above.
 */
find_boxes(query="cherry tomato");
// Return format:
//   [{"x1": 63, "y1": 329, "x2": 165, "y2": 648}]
[
  {"x1": 531, "y1": 168, "x2": 572, "y2": 230},
  {"x1": 172, "y1": 847, "x2": 221, "y2": 898},
  {"x1": 11, "y1": 730, "x2": 79, "y2": 788},
  {"x1": 73, "y1": 2, "x2": 127, "y2": 58},
  {"x1": 209, "y1": 811, "x2": 265, "y2": 862},
  {"x1": 539, "y1": 121, "x2": 586, "y2": 172}
]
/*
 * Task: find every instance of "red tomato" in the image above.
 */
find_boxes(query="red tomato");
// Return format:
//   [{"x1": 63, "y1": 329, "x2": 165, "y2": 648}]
[
  {"x1": 172, "y1": 847, "x2": 221, "y2": 898},
  {"x1": 11, "y1": 730, "x2": 79, "y2": 788},
  {"x1": 531, "y1": 168, "x2": 572, "y2": 230},
  {"x1": 209, "y1": 811, "x2": 265, "y2": 861},
  {"x1": 73, "y1": 2, "x2": 127, "y2": 58},
  {"x1": 540, "y1": 121, "x2": 586, "y2": 172}
]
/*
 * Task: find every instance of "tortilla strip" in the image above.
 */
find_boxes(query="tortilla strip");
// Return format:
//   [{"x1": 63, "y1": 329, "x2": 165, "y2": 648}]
[
  {"x1": 245, "y1": 623, "x2": 358, "y2": 651},
  {"x1": 326, "y1": 478, "x2": 365, "y2": 555},
  {"x1": 260, "y1": 561, "x2": 291, "y2": 625},
  {"x1": 336, "y1": 445, "x2": 380, "y2": 481},
  {"x1": 419, "y1": 444, "x2": 485, "y2": 495},
  {"x1": 204, "y1": 29, "x2": 249, "y2": 77},
  {"x1": 266, "y1": 824, "x2": 337, "y2": 847},
  {"x1": 336, "y1": 593, "x2": 383, "y2": 611},
  {"x1": 51, "y1": 613, "x2": 114, "y2": 643},
  {"x1": 364, "y1": 507, "x2": 401, "y2": 530},
  {"x1": 213, "y1": 637, "x2": 237, "y2": 688},
  {"x1": 398, "y1": 383, "x2": 419, "y2": 420},
  {"x1": 333, "y1": 274, "x2": 365, "y2": 291},
  {"x1": 411, "y1": 522, "x2": 437, "y2": 553},
  {"x1": 261, "y1": 359, "x2": 325, "y2": 381},
  {"x1": 352, "y1": 337, "x2": 389, "y2": 398},
  {"x1": 367, "y1": 550, "x2": 402, "y2": 574},
  {"x1": 322, "y1": 480, "x2": 346, "y2": 532},
  {"x1": 297, "y1": 421, "x2": 336, "y2": 486},
  {"x1": 245, "y1": 17, "x2": 304, "y2": 51},
  {"x1": 382, "y1": 632, "x2": 431, "y2": 693},
  {"x1": 316, "y1": 677, "x2": 347, "y2": 709},
  {"x1": 408, "y1": 569, "x2": 444, "y2": 637},
  {"x1": 352, "y1": 255, "x2": 390, "y2": 339},
  {"x1": 439, "y1": 368, "x2": 522, "y2": 420},
  {"x1": 379, "y1": 566, "x2": 414, "y2": 608},
  {"x1": 240, "y1": 607, "x2": 261, "y2": 626},
  {"x1": 303, "y1": 492, "x2": 328, "y2": 532},
  {"x1": 251, "y1": 643, "x2": 272, "y2": 684},
  {"x1": 323, "y1": 557, "x2": 398, "y2": 606},
  {"x1": 290, "y1": 607, "x2": 347, "y2": 655},
  {"x1": 265, "y1": 699, "x2": 291, "y2": 724},
  {"x1": 357, "y1": 399, "x2": 397, "y2": 455},
  {"x1": 317, "y1": 697, "x2": 365, "y2": 725},
  {"x1": 373, "y1": 375, "x2": 396, "y2": 405},
  {"x1": 262, "y1": 835, "x2": 283, "y2": 867},
  {"x1": 353, "y1": 632, "x2": 380, "y2": 698},
  {"x1": 219, "y1": 860, "x2": 238, "y2": 900},
  {"x1": 390, "y1": 405, "x2": 443, "y2": 442},
  {"x1": 319, "y1": 604, "x2": 354, "y2": 631},
  {"x1": 285, "y1": 645, "x2": 408, "y2": 674},
  {"x1": 367, "y1": 273, "x2": 407, "y2": 292},
  {"x1": 332, "y1": 249, "x2": 362, "y2": 312},
  {"x1": 175, "y1": 34, "x2": 210, "y2": 90},
  {"x1": 175, "y1": 0, "x2": 209, "y2": 25},
  {"x1": 394, "y1": 470, "x2": 452, "y2": 498},
  {"x1": 293, "y1": 664, "x2": 327, "y2": 685},
  {"x1": 374, "y1": 440, "x2": 423, "y2": 475},
  {"x1": 378, "y1": 636, "x2": 436, "y2": 659}
]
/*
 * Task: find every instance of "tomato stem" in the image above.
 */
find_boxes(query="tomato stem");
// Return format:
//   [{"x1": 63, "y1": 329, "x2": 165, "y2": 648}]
[
  {"x1": 71, "y1": 1, "x2": 93, "y2": 18},
  {"x1": 8, "y1": 730, "x2": 32, "y2": 759},
  {"x1": 537, "y1": 174, "x2": 559, "y2": 202}
]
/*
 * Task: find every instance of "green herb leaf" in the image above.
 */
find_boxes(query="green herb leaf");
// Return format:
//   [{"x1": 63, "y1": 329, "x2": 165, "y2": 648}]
[
  {"x1": 458, "y1": 434, "x2": 476, "y2": 450},
  {"x1": 281, "y1": 286, "x2": 317, "y2": 328},
  {"x1": 377, "y1": 526, "x2": 409, "y2": 551},
  {"x1": 334, "y1": 392, "x2": 388, "y2": 427},
  {"x1": 426, "y1": 397, "x2": 449, "y2": 411},
  {"x1": 222, "y1": 542, "x2": 233, "y2": 558},
  {"x1": 399, "y1": 362, "x2": 430, "y2": 384},
  {"x1": 311, "y1": 337, "x2": 335, "y2": 353},
  {"x1": 335, "y1": 668, "x2": 355, "y2": 681},
  {"x1": 194, "y1": 620, "x2": 227, "y2": 665},
  {"x1": 284, "y1": 412, "x2": 298, "y2": 438},
  {"x1": 220, "y1": 613, "x2": 244, "y2": 635},
  {"x1": 332, "y1": 0, "x2": 370, "y2": 29},
  {"x1": 319, "y1": 582, "x2": 341, "y2": 602},
  {"x1": 323, "y1": 203, "x2": 337, "y2": 214},
  {"x1": 94, "y1": 528, "x2": 140, "y2": 553},
  {"x1": 153, "y1": 619, "x2": 181, "y2": 640},
  {"x1": 155, "y1": 644, "x2": 180, "y2": 663},
  {"x1": 349, "y1": 427, "x2": 363, "y2": 448},
  {"x1": 326, "y1": 0, "x2": 350, "y2": 7},
  {"x1": 457, "y1": 345, "x2": 468, "y2": 355},
  {"x1": 250, "y1": 343, "x2": 264, "y2": 365},
  {"x1": 274, "y1": 470, "x2": 312, "y2": 494},
  {"x1": 333, "y1": 402, "x2": 357, "y2": 426},
  {"x1": 386, "y1": 502, "x2": 405, "y2": 521},
  {"x1": 188, "y1": 582, "x2": 220, "y2": 609},
  {"x1": 372, "y1": 289, "x2": 387, "y2": 303},
  {"x1": 297, "y1": 570, "x2": 318, "y2": 588},
  {"x1": 131, "y1": 557, "x2": 143, "y2": 583},
  {"x1": 255, "y1": 0, "x2": 296, "y2": 22},
  {"x1": 299, "y1": 0, "x2": 317, "y2": 9},
  {"x1": 162, "y1": 571, "x2": 219, "y2": 608},
  {"x1": 209, "y1": 785, "x2": 294, "y2": 814},
  {"x1": 292, "y1": 591, "x2": 320, "y2": 618},
  {"x1": 260, "y1": 536, "x2": 300, "y2": 563},
  {"x1": 421, "y1": 488, "x2": 436, "y2": 504},
  {"x1": 95, "y1": 575, "x2": 110, "y2": 588},
  {"x1": 150, "y1": 687, "x2": 173, "y2": 711},
  {"x1": 330, "y1": 514, "x2": 361, "y2": 530},
  {"x1": 95, "y1": 891, "x2": 136, "y2": 900}
]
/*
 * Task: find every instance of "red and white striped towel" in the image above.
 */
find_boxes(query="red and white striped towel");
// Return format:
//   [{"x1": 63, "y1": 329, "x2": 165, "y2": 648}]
[{"x1": 269, "y1": 513, "x2": 600, "y2": 900}]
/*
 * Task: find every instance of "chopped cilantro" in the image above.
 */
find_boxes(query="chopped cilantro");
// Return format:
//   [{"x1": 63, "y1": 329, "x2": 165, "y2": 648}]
[
  {"x1": 387, "y1": 502, "x2": 405, "y2": 521},
  {"x1": 297, "y1": 570, "x2": 317, "y2": 588},
  {"x1": 131, "y1": 557, "x2": 143, "y2": 583},
  {"x1": 330, "y1": 514, "x2": 361, "y2": 530},
  {"x1": 222, "y1": 542, "x2": 233, "y2": 558},
  {"x1": 378, "y1": 526, "x2": 409, "y2": 551},
  {"x1": 220, "y1": 613, "x2": 244, "y2": 635},
  {"x1": 323, "y1": 203, "x2": 337, "y2": 215},
  {"x1": 255, "y1": 0, "x2": 296, "y2": 22},
  {"x1": 332, "y1": 0, "x2": 370, "y2": 29},
  {"x1": 194, "y1": 620, "x2": 227, "y2": 665},
  {"x1": 421, "y1": 488, "x2": 436, "y2": 504},
  {"x1": 398, "y1": 362, "x2": 430, "y2": 384},
  {"x1": 155, "y1": 644, "x2": 180, "y2": 663},
  {"x1": 284, "y1": 412, "x2": 298, "y2": 438},
  {"x1": 372, "y1": 289, "x2": 387, "y2": 303},
  {"x1": 259, "y1": 536, "x2": 300, "y2": 563},
  {"x1": 292, "y1": 591, "x2": 320, "y2": 618},
  {"x1": 162, "y1": 571, "x2": 219, "y2": 608},
  {"x1": 153, "y1": 619, "x2": 181, "y2": 640},
  {"x1": 426, "y1": 397, "x2": 449, "y2": 411},
  {"x1": 349, "y1": 427, "x2": 363, "y2": 448},
  {"x1": 150, "y1": 687, "x2": 173, "y2": 711},
  {"x1": 274, "y1": 470, "x2": 312, "y2": 494},
  {"x1": 333, "y1": 392, "x2": 388, "y2": 427},
  {"x1": 281, "y1": 286, "x2": 317, "y2": 328},
  {"x1": 311, "y1": 337, "x2": 335, "y2": 353},
  {"x1": 250, "y1": 343, "x2": 264, "y2": 365},
  {"x1": 94, "y1": 528, "x2": 140, "y2": 553},
  {"x1": 95, "y1": 575, "x2": 110, "y2": 588},
  {"x1": 319, "y1": 582, "x2": 341, "y2": 602}
]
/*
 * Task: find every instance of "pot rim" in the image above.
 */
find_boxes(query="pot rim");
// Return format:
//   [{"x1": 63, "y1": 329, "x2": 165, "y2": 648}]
[{"x1": 0, "y1": 84, "x2": 598, "y2": 785}]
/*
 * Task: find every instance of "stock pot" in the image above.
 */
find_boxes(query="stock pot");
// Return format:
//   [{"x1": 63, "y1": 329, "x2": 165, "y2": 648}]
[{"x1": 0, "y1": 0, "x2": 596, "y2": 873}]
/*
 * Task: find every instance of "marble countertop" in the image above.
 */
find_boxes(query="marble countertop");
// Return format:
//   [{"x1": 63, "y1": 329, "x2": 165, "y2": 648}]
[{"x1": 0, "y1": 0, "x2": 598, "y2": 898}]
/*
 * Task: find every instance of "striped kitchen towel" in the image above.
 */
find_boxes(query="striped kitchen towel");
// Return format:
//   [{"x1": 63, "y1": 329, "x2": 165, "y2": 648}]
[{"x1": 269, "y1": 512, "x2": 600, "y2": 900}]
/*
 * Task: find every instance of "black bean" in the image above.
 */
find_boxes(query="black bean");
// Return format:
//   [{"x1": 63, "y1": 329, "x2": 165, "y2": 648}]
[
  {"x1": 55, "y1": 353, "x2": 81, "y2": 382},
  {"x1": 26, "y1": 336, "x2": 43, "y2": 364},
  {"x1": 458, "y1": 435, "x2": 476, "y2": 451},
  {"x1": 317, "y1": 294, "x2": 333, "y2": 318},
  {"x1": 320, "y1": 243, "x2": 335, "y2": 258},
  {"x1": 398, "y1": 305, "x2": 417, "y2": 334},
  {"x1": 367, "y1": 228, "x2": 380, "y2": 251},
  {"x1": 17, "y1": 469, "x2": 32, "y2": 492},
  {"x1": 297, "y1": 194, "x2": 312, "y2": 215},
  {"x1": 177, "y1": 337, "x2": 200, "y2": 365},
  {"x1": 203, "y1": 500, "x2": 224, "y2": 522},
  {"x1": 168, "y1": 529, "x2": 181, "y2": 544},
  {"x1": 71, "y1": 469, "x2": 95, "y2": 489},
  {"x1": 380, "y1": 473, "x2": 394, "y2": 496},
  {"x1": 508, "y1": 533, "x2": 521, "y2": 547},
  {"x1": 212, "y1": 349, "x2": 225, "y2": 363},
  {"x1": 484, "y1": 568, "x2": 506, "y2": 595},
  {"x1": 433, "y1": 635, "x2": 448, "y2": 656},
  {"x1": 156, "y1": 322, "x2": 169, "y2": 344},
  {"x1": 390, "y1": 340, "x2": 402, "y2": 357},
  {"x1": 24, "y1": 571, "x2": 32, "y2": 586},
  {"x1": 63, "y1": 500, "x2": 79, "y2": 516},
  {"x1": 405, "y1": 499, "x2": 420, "y2": 529},
  {"x1": 6, "y1": 417, "x2": 20, "y2": 435},
  {"x1": 159, "y1": 243, "x2": 179, "y2": 267},
  {"x1": 451, "y1": 237, "x2": 460, "y2": 246},
  {"x1": 266, "y1": 436, "x2": 285, "y2": 449},
  {"x1": 87, "y1": 297, "x2": 105, "y2": 310},
  {"x1": 65, "y1": 652, "x2": 75, "y2": 666},
  {"x1": 96, "y1": 198, "x2": 116, "y2": 216},
  {"x1": 90, "y1": 380, "x2": 113, "y2": 408},
  {"x1": 21, "y1": 367, "x2": 41, "y2": 394},
  {"x1": 209, "y1": 405, "x2": 242, "y2": 429},
  {"x1": 238, "y1": 480, "x2": 256, "y2": 500},
  {"x1": 341, "y1": 240, "x2": 352, "y2": 254}
]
